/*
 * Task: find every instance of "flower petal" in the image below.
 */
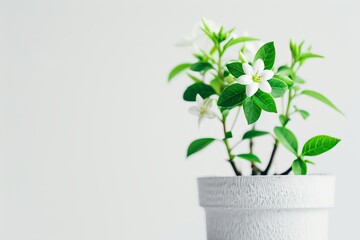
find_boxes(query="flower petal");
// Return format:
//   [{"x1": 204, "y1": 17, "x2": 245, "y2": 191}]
[
  {"x1": 259, "y1": 81, "x2": 272, "y2": 93},
  {"x1": 203, "y1": 98, "x2": 213, "y2": 107},
  {"x1": 238, "y1": 75, "x2": 252, "y2": 85},
  {"x1": 242, "y1": 63, "x2": 253, "y2": 75},
  {"x1": 206, "y1": 111, "x2": 216, "y2": 119},
  {"x1": 246, "y1": 83, "x2": 259, "y2": 97},
  {"x1": 260, "y1": 70, "x2": 274, "y2": 81},
  {"x1": 253, "y1": 59, "x2": 264, "y2": 74},
  {"x1": 189, "y1": 106, "x2": 200, "y2": 116},
  {"x1": 196, "y1": 94, "x2": 203, "y2": 106},
  {"x1": 197, "y1": 116, "x2": 205, "y2": 127}
]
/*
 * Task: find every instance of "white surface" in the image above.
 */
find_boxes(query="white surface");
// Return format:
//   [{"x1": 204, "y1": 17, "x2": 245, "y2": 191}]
[
  {"x1": 0, "y1": 0, "x2": 358, "y2": 240},
  {"x1": 198, "y1": 176, "x2": 334, "y2": 240}
]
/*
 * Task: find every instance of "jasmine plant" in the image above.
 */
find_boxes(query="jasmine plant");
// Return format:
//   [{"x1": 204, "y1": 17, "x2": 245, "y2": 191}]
[{"x1": 168, "y1": 19, "x2": 341, "y2": 175}]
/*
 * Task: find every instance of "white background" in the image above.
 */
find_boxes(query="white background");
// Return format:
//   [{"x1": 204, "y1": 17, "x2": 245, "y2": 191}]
[{"x1": 0, "y1": 0, "x2": 359, "y2": 239}]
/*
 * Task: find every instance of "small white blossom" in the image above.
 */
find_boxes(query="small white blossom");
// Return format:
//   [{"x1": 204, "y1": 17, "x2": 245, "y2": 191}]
[
  {"x1": 189, "y1": 95, "x2": 216, "y2": 126},
  {"x1": 238, "y1": 59, "x2": 274, "y2": 97}
]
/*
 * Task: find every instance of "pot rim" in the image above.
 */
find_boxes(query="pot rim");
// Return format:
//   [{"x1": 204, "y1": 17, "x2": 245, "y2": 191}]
[
  {"x1": 197, "y1": 174, "x2": 335, "y2": 209},
  {"x1": 198, "y1": 173, "x2": 334, "y2": 180}
]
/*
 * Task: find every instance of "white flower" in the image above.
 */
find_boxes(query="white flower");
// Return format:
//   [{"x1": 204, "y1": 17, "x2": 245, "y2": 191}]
[
  {"x1": 189, "y1": 95, "x2": 216, "y2": 126},
  {"x1": 238, "y1": 59, "x2": 274, "y2": 97}
]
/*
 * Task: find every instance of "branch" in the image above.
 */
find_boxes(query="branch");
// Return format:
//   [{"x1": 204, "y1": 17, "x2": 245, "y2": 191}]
[
  {"x1": 229, "y1": 160, "x2": 241, "y2": 176},
  {"x1": 261, "y1": 141, "x2": 278, "y2": 175},
  {"x1": 249, "y1": 136, "x2": 261, "y2": 175},
  {"x1": 221, "y1": 117, "x2": 241, "y2": 176},
  {"x1": 277, "y1": 167, "x2": 292, "y2": 175},
  {"x1": 230, "y1": 106, "x2": 241, "y2": 131}
]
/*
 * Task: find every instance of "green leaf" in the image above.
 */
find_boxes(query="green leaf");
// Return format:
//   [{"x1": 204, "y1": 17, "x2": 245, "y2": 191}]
[
  {"x1": 253, "y1": 91, "x2": 277, "y2": 113},
  {"x1": 224, "y1": 74, "x2": 236, "y2": 84},
  {"x1": 200, "y1": 26, "x2": 217, "y2": 44},
  {"x1": 168, "y1": 63, "x2": 192, "y2": 81},
  {"x1": 294, "y1": 75, "x2": 306, "y2": 84},
  {"x1": 301, "y1": 135, "x2": 341, "y2": 156},
  {"x1": 254, "y1": 42, "x2": 276, "y2": 70},
  {"x1": 301, "y1": 90, "x2": 342, "y2": 114},
  {"x1": 210, "y1": 78, "x2": 222, "y2": 94},
  {"x1": 190, "y1": 62, "x2": 214, "y2": 72},
  {"x1": 277, "y1": 65, "x2": 293, "y2": 77},
  {"x1": 221, "y1": 108, "x2": 230, "y2": 118},
  {"x1": 279, "y1": 114, "x2": 290, "y2": 126},
  {"x1": 273, "y1": 74, "x2": 294, "y2": 87},
  {"x1": 242, "y1": 130, "x2": 269, "y2": 140},
  {"x1": 292, "y1": 159, "x2": 307, "y2": 175},
  {"x1": 236, "y1": 153, "x2": 261, "y2": 163},
  {"x1": 224, "y1": 131, "x2": 233, "y2": 139},
  {"x1": 293, "y1": 105, "x2": 309, "y2": 119},
  {"x1": 298, "y1": 110, "x2": 310, "y2": 119},
  {"x1": 183, "y1": 82, "x2": 216, "y2": 101},
  {"x1": 226, "y1": 61, "x2": 244, "y2": 78},
  {"x1": 274, "y1": 127, "x2": 298, "y2": 156},
  {"x1": 187, "y1": 138, "x2": 215, "y2": 157},
  {"x1": 268, "y1": 79, "x2": 287, "y2": 98},
  {"x1": 290, "y1": 39, "x2": 298, "y2": 60},
  {"x1": 187, "y1": 73, "x2": 202, "y2": 83},
  {"x1": 298, "y1": 52, "x2": 324, "y2": 62},
  {"x1": 305, "y1": 159, "x2": 315, "y2": 165},
  {"x1": 193, "y1": 53, "x2": 206, "y2": 62},
  {"x1": 295, "y1": 107, "x2": 310, "y2": 119},
  {"x1": 217, "y1": 83, "x2": 247, "y2": 108},
  {"x1": 224, "y1": 36, "x2": 259, "y2": 50},
  {"x1": 243, "y1": 97, "x2": 261, "y2": 124}
]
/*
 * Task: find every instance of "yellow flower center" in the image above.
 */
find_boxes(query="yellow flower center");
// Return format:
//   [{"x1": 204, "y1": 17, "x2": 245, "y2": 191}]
[
  {"x1": 199, "y1": 106, "x2": 207, "y2": 115},
  {"x1": 252, "y1": 74, "x2": 262, "y2": 83}
]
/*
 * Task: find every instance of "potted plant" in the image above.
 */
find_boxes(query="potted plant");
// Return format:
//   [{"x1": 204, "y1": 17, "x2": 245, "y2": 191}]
[{"x1": 168, "y1": 19, "x2": 342, "y2": 240}]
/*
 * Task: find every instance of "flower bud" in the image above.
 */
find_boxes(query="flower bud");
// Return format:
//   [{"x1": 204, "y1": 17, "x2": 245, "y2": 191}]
[
  {"x1": 238, "y1": 50, "x2": 248, "y2": 63},
  {"x1": 224, "y1": 74, "x2": 236, "y2": 84}
]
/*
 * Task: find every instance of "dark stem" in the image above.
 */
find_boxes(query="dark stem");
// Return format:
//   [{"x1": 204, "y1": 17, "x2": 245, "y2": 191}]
[
  {"x1": 229, "y1": 160, "x2": 241, "y2": 176},
  {"x1": 262, "y1": 141, "x2": 278, "y2": 175},
  {"x1": 250, "y1": 138, "x2": 254, "y2": 153},
  {"x1": 277, "y1": 167, "x2": 292, "y2": 175},
  {"x1": 250, "y1": 137, "x2": 261, "y2": 175}
]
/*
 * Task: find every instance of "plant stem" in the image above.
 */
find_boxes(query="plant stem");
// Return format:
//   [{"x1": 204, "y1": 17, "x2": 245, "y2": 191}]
[
  {"x1": 271, "y1": 63, "x2": 299, "y2": 175},
  {"x1": 229, "y1": 159, "x2": 241, "y2": 176},
  {"x1": 230, "y1": 139, "x2": 242, "y2": 150},
  {"x1": 222, "y1": 118, "x2": 241, "y2": 176},
  {"x1": 230, "y1": 106, "x2": 241, "y2": 131},
  {"x1": 285, "y1": 89, "x2": 293, "y2": 117},
  {"x1": 263, "y1": 69, "x2": 295, "y2": 175},
  {"x1": 216, "y1": 44, "x2": 223, "y2": 80},
  {"x1": 216, "y1": 43, "x2": 240, "y2": 176},
  {"x1": 277, "y1": 167, "x2": 292, "y2": 175},
  {"x1": 275, "y1": 91, "x2": 299, "y2": 175},
  {"x1": 265, "y1": 90, "x2": 292, "y2": 175},
  {"x1": 262, "y1": 141, "x2": 278, "y2": 175},
  {"x1": 249, "y1": 126, "x2": 261, "y2": 175}
]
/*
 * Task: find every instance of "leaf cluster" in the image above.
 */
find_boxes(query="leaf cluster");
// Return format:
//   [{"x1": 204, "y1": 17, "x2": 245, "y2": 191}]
[{"x1": 168, "y1": 21, "x2": 342, "y2": 175}]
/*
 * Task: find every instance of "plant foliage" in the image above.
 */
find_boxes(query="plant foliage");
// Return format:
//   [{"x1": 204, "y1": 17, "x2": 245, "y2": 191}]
[{"x1": 168, "y1": 19, "x2": 342, "y2": 176}]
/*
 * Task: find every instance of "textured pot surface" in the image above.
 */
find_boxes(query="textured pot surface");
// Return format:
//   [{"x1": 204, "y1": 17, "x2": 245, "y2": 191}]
[{"x1": 198, "y1": 175, "x2": 335, "y2": 240}]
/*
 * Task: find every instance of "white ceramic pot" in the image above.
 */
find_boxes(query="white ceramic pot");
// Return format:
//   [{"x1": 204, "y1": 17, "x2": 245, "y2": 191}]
[{"x1": 198, "y1": 175, "x2": 335, "y2": 240}]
